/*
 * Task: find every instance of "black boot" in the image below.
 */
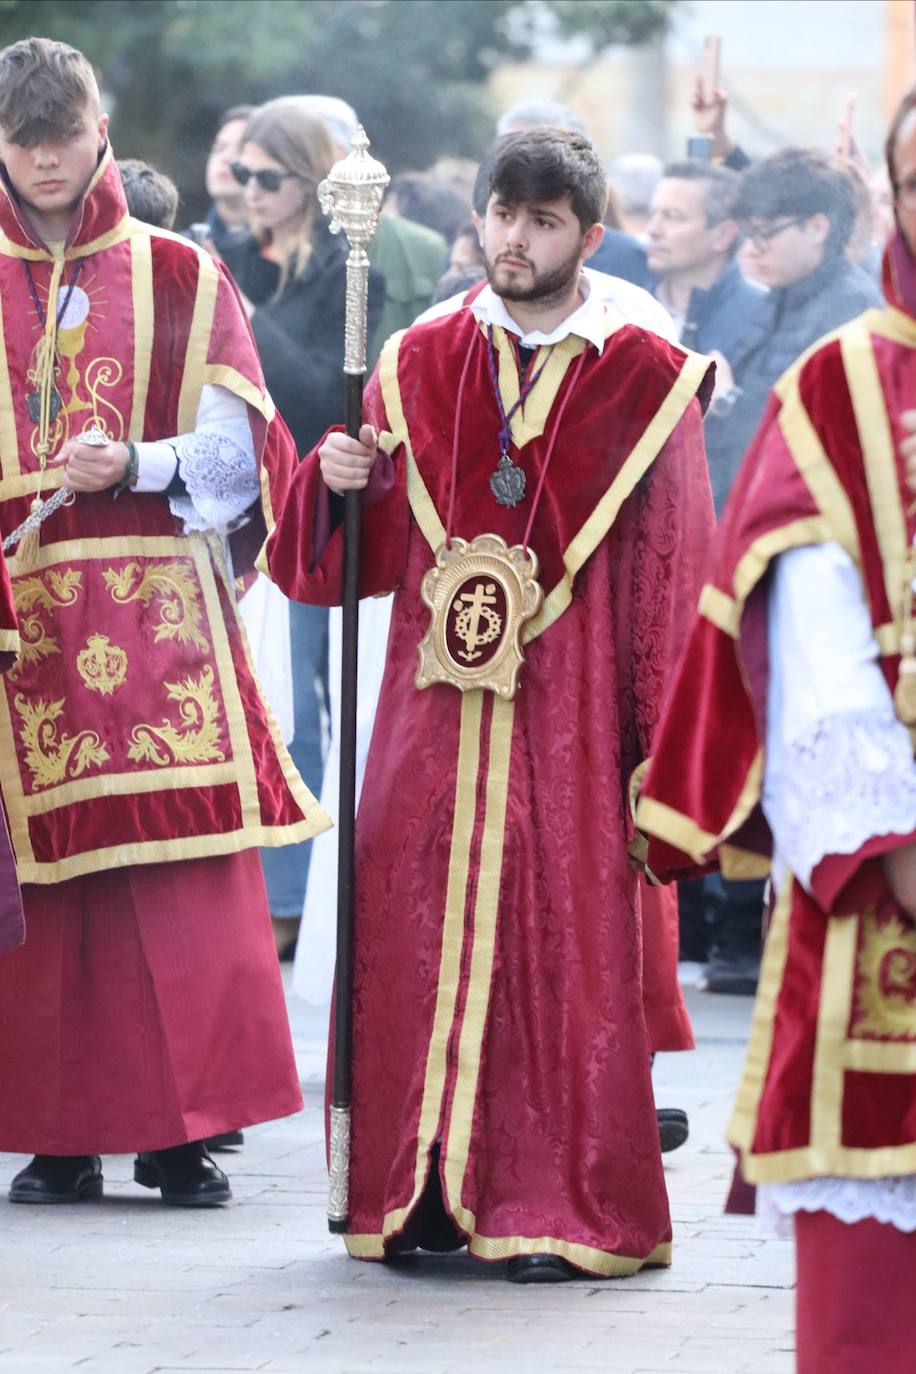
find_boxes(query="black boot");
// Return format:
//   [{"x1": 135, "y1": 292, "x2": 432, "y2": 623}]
[
  {"x1": 507, "y1": 1255, "x2": 579, "y2": 1283},
  {"x1": 9, "y1": 1154, "x2": 103, "y2": 1204},
  {"x1": 205, "y1": 1130, "x2": 244, "y2": 1151},
  {"x1": 657, "y1": 1107, "x2": 690, "y2": 1153},
  {"x1": 134, "y1": 1142, "x2": 231, "y2": 1206}
]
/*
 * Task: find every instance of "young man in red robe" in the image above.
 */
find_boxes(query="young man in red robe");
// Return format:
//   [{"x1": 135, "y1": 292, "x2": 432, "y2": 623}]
[
  {"x1": 0, "y1": 38, "x2": 329, "y2": 1206},
  {"x1": 636, "y1": 90, "x2": 916, "y2": 1370},
  {"x1": 264, "y1": 129, "x2": 715, "y2": 1281}
]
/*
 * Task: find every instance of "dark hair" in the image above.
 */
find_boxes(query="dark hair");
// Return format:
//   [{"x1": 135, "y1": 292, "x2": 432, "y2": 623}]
[
  {"x1": 118, "y1": 159, "x2": 179, "y2": 231},
  {"x1": 886, "y1": 85, "x2": 916, "y2": 187},
  {"x1": 734, "y1": 148, "x2": 856, "y2": 256},
  {"x1": 0, "y1": 37, "x2": 99, "y2": 146},
  {"x1": 389, "y1": 173, "x2": 470, "y2": 244},
  {"x1": 216, "y1": 104, "x2": 254, "y2": 134},
  {"x1": 486, "y1": 129, "x2": 607, "y2": 234},
  {"x1": 661, "y1": 160, "x2": 741, "y2": 227}
]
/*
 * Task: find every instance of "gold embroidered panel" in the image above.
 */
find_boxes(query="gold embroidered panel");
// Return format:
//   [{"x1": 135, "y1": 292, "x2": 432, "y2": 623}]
[{"x1": 0, "y1": 535, "x2": 246, "y2": 808}]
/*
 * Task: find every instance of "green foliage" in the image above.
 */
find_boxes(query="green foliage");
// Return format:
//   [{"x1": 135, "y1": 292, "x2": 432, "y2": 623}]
[{"x1": 0, "y1": 0, "x2": 678, "y2": 218}]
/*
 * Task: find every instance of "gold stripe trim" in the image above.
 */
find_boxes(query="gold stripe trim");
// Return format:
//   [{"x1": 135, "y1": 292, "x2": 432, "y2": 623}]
[
  {"x1": 192, "y1": 536, "x2": 261, "y2": 829},
  {"x1": 373, "y1": 692, "x2": 482, "y2": 1245},
  {"x1": 844, "y1": 1039, "x2": 916, "y2": 1072},
  {"x1": 776, "y1": 378, "x2": 860, "y2": 569},
  {"x1": 841, "y1": 322, "x2": 906, "y2": 629},
  {"x1": 16, "y1": 820, "x2": 322, "y2": 886},
  {"x1": 636, "y1": 753, "x2": 761, "y2": 867},
  {"x1": 444, "y1": 695, "x2": 515, "y2": 1228},
  {"x1": 22, "y1": 762, "x2": 237, "y2": 816},
  {"x1": 343, "y1": 1230, "x2": 670, "y2": 1274},
  {"x1": 810, "y1": 915, "x2": 858, "y2": 1152},
  {"x1": 863, "y1": 304, "x2": 916, "y2": 348},
  {"x1": 491, "y1": 325, "x2": 585, "y2": 448},
  {"x1": 741, "y1": 1141, "x2": 916, "y2": 1185},
  {"x1": 209, "y1": 533, "x2": 332, "y2": 844},
  {"x1": 728, "y1": 880, "x2": 794, "y2": 1151},
  {"x1": 635, "y1": 795, "x2": 718, "y2": 864},
  {"x1": 0, "y1": 267, "x2": 19, "y2": 480},
  {"x1": 178, "y1": 253, "x2": 220, "y2": 432},
  {"x1": 467, "y1": 1234, "x2": 671, "y2": 1275},
  {"x1": 524, "y1": 349, "x2": 710, "y2": 643},
  {"x1": 204, "y1": 364, "x2": 275, "y2": 423},
  {"x1": 129, "y1": 233, "x2": 154, "y2": 441},
  {"x1": 698, "y1": 583, "x2": 739, "y2": 638},
  {"x1": 377, "y1": 330, "x2": 448, "y2": 552},
  {"x1": 732, "y1": 516, "x2": 833, "y2": 606}
]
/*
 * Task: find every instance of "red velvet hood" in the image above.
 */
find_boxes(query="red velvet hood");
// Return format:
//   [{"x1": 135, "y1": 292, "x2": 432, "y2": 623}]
[{"x1": 0, "y1": 143, "x2": 128, "y2": 256}]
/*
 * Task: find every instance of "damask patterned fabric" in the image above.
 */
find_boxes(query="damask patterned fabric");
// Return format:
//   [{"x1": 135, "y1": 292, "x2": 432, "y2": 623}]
[{"x1": 266, "y1": 308, "x2": 715, "y2": 1274}]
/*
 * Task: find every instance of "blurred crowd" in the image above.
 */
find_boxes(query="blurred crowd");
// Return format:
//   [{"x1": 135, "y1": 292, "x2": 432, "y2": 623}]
[{"x1": 115, "y1": 62, "x2": 896, "y2": 995}]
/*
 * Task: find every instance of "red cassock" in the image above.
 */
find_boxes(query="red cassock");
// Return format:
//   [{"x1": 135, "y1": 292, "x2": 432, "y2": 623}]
[
  {"x1": 264, "y1": 305, "x2": 714, "y2": 1273},
  {"x1": 637, "y1": 246, "x2": 916, "y2": 1195},
  {"x1": 0, "y1": 149, "x2": 329, "y2": 1153}
]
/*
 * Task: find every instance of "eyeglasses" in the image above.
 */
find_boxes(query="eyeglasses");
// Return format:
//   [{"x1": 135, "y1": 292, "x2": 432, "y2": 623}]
[
  {"x1": 894, "y1": 175, "x2": 916, "y2": 211},
  {"x1": 744, "y1": 216, "x2": 810, "y2": 250},
  {"x1": 230, "y1": 162, "x2": 298, "y2": 193}
]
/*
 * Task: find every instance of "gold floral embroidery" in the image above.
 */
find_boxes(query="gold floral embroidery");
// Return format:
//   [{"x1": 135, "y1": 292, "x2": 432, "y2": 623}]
[
  {"x1": 127, "y1": 665, "x2": 225, "y2": 766},
  {"x1": 10, "y1": 568, "x2": 82, "y2": 674},
  {"x1": 14, "y1": 692, "x2": 109, "y2": 790},
  {"x1": 102, "y1": 560, "x2": 209, "y2": 652},
  {"x1": 76, "y1": 633, "x2": 128, "y2": 696},
  {"x1": 854, "y1": 909, "x2": 916, "y2": 1040}
]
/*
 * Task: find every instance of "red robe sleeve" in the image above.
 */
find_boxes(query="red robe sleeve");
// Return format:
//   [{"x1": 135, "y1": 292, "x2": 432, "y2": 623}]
[
  {"x1": 630, "y1": 396, "x2": 716, "y2": 765},
  {"x1": 261, "y1": 367, "x2": 409, "y2": 605}
]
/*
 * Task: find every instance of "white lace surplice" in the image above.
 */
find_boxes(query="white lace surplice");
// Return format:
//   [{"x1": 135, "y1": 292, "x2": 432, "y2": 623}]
[
  {"x1": 760, "y1": 541, "x2": 916, "y2": 1234},
  {"x1": 134, "y1": 383, "x2": 260, "y2": 533}
]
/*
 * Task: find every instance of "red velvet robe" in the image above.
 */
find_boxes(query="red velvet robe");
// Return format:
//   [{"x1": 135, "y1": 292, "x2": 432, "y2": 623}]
[
  {"x1": 265, "y1": 304, "x2": 714, "y2": 1273},
  {"x1": 0, "y1": 149, "x2": 322, "y2": 1152},
  {"x1": 638, "y1": 240, "x2": 916, "y2": 1188}
]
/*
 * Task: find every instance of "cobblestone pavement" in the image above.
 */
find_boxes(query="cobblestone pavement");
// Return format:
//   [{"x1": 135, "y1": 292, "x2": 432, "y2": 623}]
[{"x1": 0, "y1": 976, "x2": 795, "y2": 1374}]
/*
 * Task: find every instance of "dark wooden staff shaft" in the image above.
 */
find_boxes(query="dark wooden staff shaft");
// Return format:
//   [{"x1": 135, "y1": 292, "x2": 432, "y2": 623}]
[{"x1": 328, "y1": 369, "x2": 364, "y2": 1234}]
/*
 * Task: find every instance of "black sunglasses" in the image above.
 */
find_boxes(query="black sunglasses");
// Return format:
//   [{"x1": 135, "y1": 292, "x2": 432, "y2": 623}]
[{"x1": 231, "y1": 162, "x2": 299, "y2": 193}]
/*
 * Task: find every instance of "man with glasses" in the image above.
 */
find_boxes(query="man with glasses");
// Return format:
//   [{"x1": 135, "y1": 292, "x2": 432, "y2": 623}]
[{"x1": 706, "y1": 148, "x2": 881, "y2": 507}]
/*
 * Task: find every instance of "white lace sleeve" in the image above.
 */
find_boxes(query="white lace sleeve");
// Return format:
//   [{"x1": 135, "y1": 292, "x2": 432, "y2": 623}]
[
  {"x1": 763, "y1": 542, "x2": 916, "y2": 889},
  {"x1": 136, "y1": 384, "x2": 260, "y2": 535},
  {"x1": 758, "y1": 1177, "x2": 916, "y2": 1236}
]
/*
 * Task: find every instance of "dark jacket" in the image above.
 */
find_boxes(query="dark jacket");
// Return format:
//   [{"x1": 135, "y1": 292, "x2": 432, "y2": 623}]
[
  {"x1": 221, "y1": 223, "x2": 384, "y2": 455},
  {"x1": 588, "y1": 227, "x2": 650, "y2": 289},
  {"x1": 705, "y1": 252, "x2": 882, "y2": 513},
  {"x1": 676, "y1": 259, "x2": 769, "y2": 365}
]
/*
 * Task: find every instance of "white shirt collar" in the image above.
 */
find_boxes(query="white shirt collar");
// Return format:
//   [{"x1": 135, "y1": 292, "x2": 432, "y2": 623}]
[{"x1": 470, "y1": 271, "x2": 607, "y2": 355}]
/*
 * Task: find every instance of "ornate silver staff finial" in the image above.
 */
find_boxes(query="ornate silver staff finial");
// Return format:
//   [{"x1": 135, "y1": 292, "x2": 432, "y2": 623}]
[{"x1": 318, "y1": 126, "x2": 389, "y2": 376}]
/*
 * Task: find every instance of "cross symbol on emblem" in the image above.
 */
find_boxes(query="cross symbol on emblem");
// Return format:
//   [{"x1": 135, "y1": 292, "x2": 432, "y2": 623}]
[{"x1": 452, "y1": 581, "x2": 502, "y2": 662}]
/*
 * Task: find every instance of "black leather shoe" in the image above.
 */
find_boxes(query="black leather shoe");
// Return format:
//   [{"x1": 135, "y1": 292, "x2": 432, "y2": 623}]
[
  {"x1": 658, "y1": 1107, "x2": 690, "y2": 1153},
  {"x1": 506, "y1": 1255, "x2": 579, "y2": 1283},
  {"x1": 9, "y1": 1154, "x2": 103, "y2": 1204},
  {"x1": 204, "y1": 1130, "x2": 244, "y2": 1151},
  {"x1": 134, "y1": 1142, "x2": 231, "y2": 1206}
]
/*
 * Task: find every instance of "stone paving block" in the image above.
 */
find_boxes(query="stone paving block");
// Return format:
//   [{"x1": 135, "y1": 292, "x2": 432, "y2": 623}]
[{"x1": 0, "y1": 982, "x2": 800, "y2": 1374}]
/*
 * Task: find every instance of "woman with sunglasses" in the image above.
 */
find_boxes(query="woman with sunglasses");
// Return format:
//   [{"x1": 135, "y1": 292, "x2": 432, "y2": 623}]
[{"x1": 222, "y1": 97, "x2": 384, "y2": 962}]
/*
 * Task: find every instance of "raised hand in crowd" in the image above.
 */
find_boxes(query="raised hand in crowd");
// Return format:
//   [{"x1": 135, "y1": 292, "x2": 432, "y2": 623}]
[{"x1": 690, "y1": 76, "x2": 734, "y2": 162}]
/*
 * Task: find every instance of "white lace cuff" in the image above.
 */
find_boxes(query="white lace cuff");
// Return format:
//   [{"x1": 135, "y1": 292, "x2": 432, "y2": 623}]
[
  {"x1": 758, "y1": 1176, "x2": 916, "y2": 1237},
  {"x1": 168, "y1": 429, "x2": 260, "y2": 534},
  {"x1": 771, "y1": 706, "x2": 916, "y2": 888}
]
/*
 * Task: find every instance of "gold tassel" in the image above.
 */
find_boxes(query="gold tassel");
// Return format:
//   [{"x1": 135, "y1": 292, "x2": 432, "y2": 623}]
[{"x1": 9, "y1": 498, "x2": 42, "y2": 573}]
